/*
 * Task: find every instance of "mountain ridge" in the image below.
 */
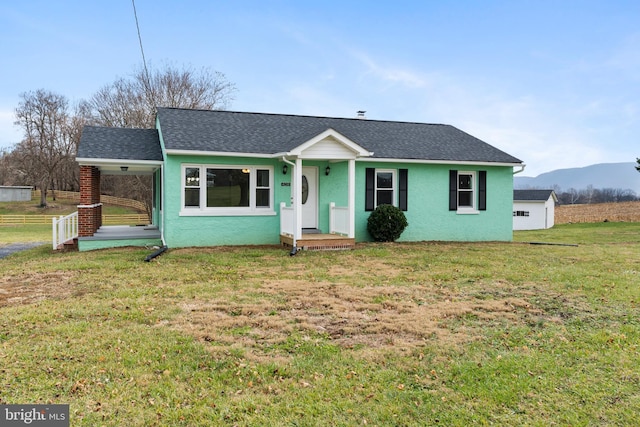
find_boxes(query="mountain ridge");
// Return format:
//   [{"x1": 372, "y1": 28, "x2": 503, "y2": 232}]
[{"x1": 515, "y1": 162, "x2": 640, "y2": 194}]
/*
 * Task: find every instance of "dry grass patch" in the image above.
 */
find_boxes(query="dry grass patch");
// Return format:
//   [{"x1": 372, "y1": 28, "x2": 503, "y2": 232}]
[
  {"x1": 0, "y1": 271, "x2": 76, "y2": 307},
  {"x1": 556, "y1": 201, "x2": 640, "y2": 223},
  {"x1": 170, "y1": 277, "x2": 543, "y2": 362}
]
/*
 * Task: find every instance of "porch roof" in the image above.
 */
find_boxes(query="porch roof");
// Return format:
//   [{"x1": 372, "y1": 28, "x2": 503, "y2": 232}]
[{"x1": 77, "y1": 126, "x2": 163, "y2": 174}]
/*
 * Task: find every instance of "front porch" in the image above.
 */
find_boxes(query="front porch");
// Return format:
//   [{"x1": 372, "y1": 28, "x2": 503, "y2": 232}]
[
  {"x1": 279, "y1": 198, "x2": 356, "y2": 250},
  {"x1": 280, "y1": 232, "x2": 355, "y2": 251},
  {"x1": 77, "y1": 225, "x2": 163, "y2": 251}
]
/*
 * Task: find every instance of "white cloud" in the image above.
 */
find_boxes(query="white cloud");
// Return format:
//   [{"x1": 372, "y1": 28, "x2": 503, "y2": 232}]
[
  {"x1": 239, "y1": 39, "x2": 637, "y2": 178},
  {"x1": 350, "y1": 50, "x2": 431, "y2": 89},
  {"x1": 388, "y1": 80, "x2": 617, "y2": 176}
]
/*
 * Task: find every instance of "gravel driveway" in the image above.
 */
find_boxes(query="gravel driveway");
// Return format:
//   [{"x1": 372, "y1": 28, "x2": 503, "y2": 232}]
[{"x1": 0, "y1": 242, "x2": 46, "y2": 259}]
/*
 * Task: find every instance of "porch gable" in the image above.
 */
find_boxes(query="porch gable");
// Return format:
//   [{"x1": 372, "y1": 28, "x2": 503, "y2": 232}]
[{"x1": 288, "y1": 128, "x2": 373, "y2": 160}]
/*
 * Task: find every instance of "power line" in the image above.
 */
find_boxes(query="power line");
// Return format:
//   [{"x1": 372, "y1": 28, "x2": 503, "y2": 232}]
[{"x1": 131, "y1": 0, "x2": 155, "y2": 108}]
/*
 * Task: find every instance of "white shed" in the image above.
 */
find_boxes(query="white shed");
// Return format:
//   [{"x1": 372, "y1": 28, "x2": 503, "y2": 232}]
[
  {"x1": 0, "y1": 186, "x2": 33, "y2": 202},
  {"x1": 513, "y1": 190, "x2": 557, "y2": 230}
]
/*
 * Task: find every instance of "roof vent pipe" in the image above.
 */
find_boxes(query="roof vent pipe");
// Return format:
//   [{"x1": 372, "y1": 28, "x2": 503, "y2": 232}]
[{"x1": 357, "y1": 110, "x2": 366, "y2": 119}]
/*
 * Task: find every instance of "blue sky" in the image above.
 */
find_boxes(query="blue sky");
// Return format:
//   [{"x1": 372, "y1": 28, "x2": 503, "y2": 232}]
[{"x1": 1, "y1": 0, "x2": 639, "y2": 176}]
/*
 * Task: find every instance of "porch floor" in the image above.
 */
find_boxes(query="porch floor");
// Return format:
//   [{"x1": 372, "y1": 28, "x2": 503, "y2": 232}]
[
  {"x1": 280, "y1": 233, "x2": 355, "y2": 251},
  {"x1": 79, "y1": 225, "x2": 161, "y2": 241},
  {"x1": 77, "y1": 225, "x2": 163, "y2": 252}
]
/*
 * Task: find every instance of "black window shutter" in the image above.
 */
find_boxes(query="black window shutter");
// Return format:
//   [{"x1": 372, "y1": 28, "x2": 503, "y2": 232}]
[
  {"x1": 365, "y1": 168, "x2": 375, "y2": 211},
  {"x1": 399, "y1": 169, "x2": 408, "y2": 211},
  {"x1": 449, "y1": 170, "x2": 458, "y2": 211},
  {"x1": 478, "y1": 170, "x2": 487, "y2": 211}
]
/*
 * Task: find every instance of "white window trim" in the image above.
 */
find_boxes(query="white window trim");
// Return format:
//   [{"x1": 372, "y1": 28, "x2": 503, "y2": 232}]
[
  {"x1": 375, "y1": 169, "x2": 397, "y2": 207},
  {"x1": 180, "y1": 164, "x2": 275, "y2": 216},
  {"x1": 457, "y1": 170, "x2": 479, "y2": 214}
]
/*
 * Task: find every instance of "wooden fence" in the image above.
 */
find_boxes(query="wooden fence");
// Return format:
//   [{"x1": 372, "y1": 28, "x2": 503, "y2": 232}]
[
  {"x1": 0, "y1": 214, "x2": 150, "y2": 226},
  {"x1": 32, "y1": 190, "x2": 147, "y2": 212}
]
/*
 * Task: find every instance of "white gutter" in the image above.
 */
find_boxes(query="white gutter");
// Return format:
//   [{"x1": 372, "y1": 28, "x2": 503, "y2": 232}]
[
  {"x1": 75, "y1": 158, "x2": 163, "y2": 167},
  {"x1": 165, "y1": 149, "x2": 520, "y2": 167},
  {"x1": 164, "y1": 149, "x2": 272, "y2": 158},
  {"x1": 513, "y1": 164, "x2": 526, "y2": 175},
  {"x1": 364, "y1": 157, "x2": 523, "y2": 168}
]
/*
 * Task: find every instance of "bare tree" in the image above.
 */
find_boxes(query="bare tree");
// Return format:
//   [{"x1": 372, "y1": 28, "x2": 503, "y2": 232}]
[
  {"x1": 13, "y1": 90, "x2": 77, "y2": 207},
  {"x1": 86, "y1": 64, "x2": 236, "y2": 213},
  {"x1": 566, "y1": 188, "x2": 581, "y2": 204},
  {"x1": 88, "y1": 64, "x2": 236, "y2": 128},
  {"x1": 0, "y1": 150, "x2": 19, "y2": 185},
  {"x1": 585, "y1": 184, "x2": 596, "y2": 204},
  {"x1": 58, "y1": 101, "x2": 92, "y2": 192}
]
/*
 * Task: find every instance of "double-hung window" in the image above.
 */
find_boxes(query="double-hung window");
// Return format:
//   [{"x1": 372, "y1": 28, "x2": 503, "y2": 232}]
[
  {"x1": 181, "y1": 165, "x2": 274, "y2": 215},
  {"x1": 365, "y1": 168, "x2": 408, "y2": 211},
  {"x1": 375, "y1": 169, "x2": 395, "y2": 206},
  {"x1": 449, "y1": 170, "x2": 487, "y2": 213},
  {"x1": 457, "y1": 171, "x2": 476, "y2": 210}
]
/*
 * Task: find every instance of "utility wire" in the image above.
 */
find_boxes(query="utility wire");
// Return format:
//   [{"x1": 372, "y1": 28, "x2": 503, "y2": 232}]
[{"x1": 131, "y1": 0, "x2": 156, "y2": 111}]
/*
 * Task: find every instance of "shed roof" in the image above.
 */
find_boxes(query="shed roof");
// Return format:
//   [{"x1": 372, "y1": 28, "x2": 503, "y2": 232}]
[{"x1": 514, "y1": 189, "x2": 557, "y2": 202}]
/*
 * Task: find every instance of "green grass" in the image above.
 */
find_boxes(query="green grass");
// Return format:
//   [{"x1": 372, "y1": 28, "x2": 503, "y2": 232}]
[
  {"x1": 1, "y1": 222, "x2": 639, "y2": 426},
  {"x1": 0, "y1": 224, "x2": 51, "y2": 244},
  {"x1": 0, "y1": 198, "x2": 139, "y2": 216},
  {"x1": 0, "y1": 199, "x2": 143, "y2": 245}
]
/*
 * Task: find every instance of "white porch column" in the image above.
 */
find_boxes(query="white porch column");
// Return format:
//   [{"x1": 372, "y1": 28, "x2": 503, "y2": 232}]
[
  {"x1": 293, "y1": 158, "x2": 303, "y2": 241},
  {"x1": 348, "y1": 158, "x2": 356, "y2": 238}
]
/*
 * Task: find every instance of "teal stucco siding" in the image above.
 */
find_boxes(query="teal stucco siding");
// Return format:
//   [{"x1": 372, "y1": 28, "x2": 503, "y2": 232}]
[
  {"x1": 78, "y1": 237, "x2": 163, "y2": 252},
  {"x1": 354, "y1": 163, "x2": 514, "y2": 242},
  {"x1": 161, "y1": 154, "x2": 287, "y2": 247},
  {"x1": 308, "y1": 160, "x2": 349, "y2": 234},
  {"x1": 160, "y1": 152, "x2": 514, "y2": 247},
  {"x1": 151, "y1": 168, "x2": 162, "y2": 230}
]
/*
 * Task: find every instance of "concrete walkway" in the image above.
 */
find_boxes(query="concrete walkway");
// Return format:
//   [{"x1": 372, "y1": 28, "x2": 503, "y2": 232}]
[{"x1": 0, "y1": 242, "x2": 46, "y2": 260}]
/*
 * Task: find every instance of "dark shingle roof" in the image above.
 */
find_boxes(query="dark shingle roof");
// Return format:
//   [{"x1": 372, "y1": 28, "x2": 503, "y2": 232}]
[
  {"x1": 77, "y1": 126, "x2": 163, "y2": 161},
  {"x1": 157, "y1": 108, "x2": 522, "y2": 164},
  {"x1": 514, "y1": 189, "x2": 556, "y2": 201}
]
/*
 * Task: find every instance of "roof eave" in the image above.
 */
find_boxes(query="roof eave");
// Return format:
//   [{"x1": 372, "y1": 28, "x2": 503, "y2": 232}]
[
  {"x1": 164, "y1": 149, "x2": 274, "y2": 158},
  {"x1": 76, "y1": 157, "x2": 163, "y2": 166},
  {"x1": 76, "y1": 157, "x2": 162, "y2": 175},
  {"x1": 365, "y1": 158, "x2": 523, "y2": 167},
  {"x1": 163, "y1": 150, "x2": 522, "y2": 166}
]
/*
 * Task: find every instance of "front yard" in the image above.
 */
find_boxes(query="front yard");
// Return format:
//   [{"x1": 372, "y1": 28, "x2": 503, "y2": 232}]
[{"x1": 1, "y1": 223, "x2": 639, "y2": 425}]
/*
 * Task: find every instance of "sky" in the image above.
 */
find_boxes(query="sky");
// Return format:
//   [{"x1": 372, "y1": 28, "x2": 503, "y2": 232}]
[{"x1": 1, "y1": 0, "x2": 639, "y2": 177}]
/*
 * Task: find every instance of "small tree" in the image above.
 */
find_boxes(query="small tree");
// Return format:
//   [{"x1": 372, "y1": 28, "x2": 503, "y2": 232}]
[
  {"x1": 367, "y1": 204, "x2": 408, "y2": 242},
  {"x1": 87, "y1": 64, "x2": 236, "y2": 214},
  {"x1": 13, "y1": 89, "x2": 76, "y2": 207},
  {"x1": 636, "y1": 158, "x2": 639, "y2": 173}
]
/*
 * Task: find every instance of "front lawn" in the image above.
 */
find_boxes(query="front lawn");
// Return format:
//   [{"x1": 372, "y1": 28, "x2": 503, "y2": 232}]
[{"x1": 1, "y1": 223, "x2": 639, "y2": 425}]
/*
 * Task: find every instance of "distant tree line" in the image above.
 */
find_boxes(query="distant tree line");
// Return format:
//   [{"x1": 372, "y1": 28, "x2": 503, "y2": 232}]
[
  {"x1": 0, "y1": 64, "x2": 235, "y2": 210},
  {"x1": 550, "y1": 185, "x2": 638, "y2": 205}
]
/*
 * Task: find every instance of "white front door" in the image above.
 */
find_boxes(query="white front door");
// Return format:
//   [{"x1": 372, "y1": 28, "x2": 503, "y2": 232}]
[{"x1": 301, "y1": 166, "x2": 318, "y2": 229}]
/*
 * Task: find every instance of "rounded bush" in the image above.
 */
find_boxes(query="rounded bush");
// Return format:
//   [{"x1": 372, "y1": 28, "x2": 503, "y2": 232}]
[{"x1": 367, "y1": 204, "x2": 408, "y2": 242}]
